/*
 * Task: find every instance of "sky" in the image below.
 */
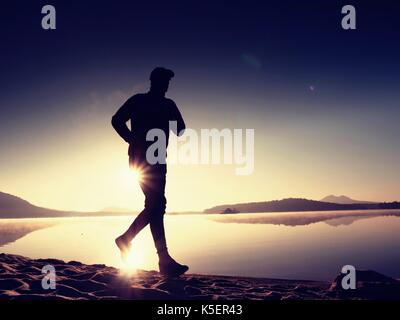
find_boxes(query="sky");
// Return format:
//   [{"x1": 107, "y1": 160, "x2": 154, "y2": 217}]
[{"x1": 0, "y1": 0, "x2": 400, "y2": 212}]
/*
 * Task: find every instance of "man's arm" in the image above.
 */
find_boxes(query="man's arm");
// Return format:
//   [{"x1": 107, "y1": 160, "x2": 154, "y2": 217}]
[
  {"x1": 170, "y1": 101, "x2": 186, "y2": 136},
  {"x1": 111, "y1": 98, "x2": 134, "y2": 143}
]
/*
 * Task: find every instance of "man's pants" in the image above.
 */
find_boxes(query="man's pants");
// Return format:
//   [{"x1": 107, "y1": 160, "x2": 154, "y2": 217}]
[{"x1": 125, "y1": 162, "x2": 168, "y2": 254}]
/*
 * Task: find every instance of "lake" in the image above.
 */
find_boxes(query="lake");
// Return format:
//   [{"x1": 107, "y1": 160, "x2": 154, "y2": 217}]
[{"x1": 1, "y1": 209, "x2": 400, "y2": 281}]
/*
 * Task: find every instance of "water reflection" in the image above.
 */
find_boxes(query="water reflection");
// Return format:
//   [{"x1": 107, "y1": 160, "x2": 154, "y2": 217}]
[
  {"x1": 1, "y1": 211, "x2": 400, "y2": 280},
  {"x1": 0, "y1": 219, "x2": 56, "y2": 246},
  {"x1": 210, "y1": 210, "x2": 400, "y2": 227}
]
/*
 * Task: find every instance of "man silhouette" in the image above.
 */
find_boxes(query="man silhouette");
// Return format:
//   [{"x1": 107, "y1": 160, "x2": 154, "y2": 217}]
[{"x1": 112, "y1": 67, "x2": 188, "y2": 276}]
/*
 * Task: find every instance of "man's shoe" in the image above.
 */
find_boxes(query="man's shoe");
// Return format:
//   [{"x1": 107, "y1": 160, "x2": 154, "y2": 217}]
[
  {"x1": 159, "y1": 259, "x2": 189, "y2": 277},
  {"x1": 115, "y1": 235, "x2": 131, "y2": 261}
]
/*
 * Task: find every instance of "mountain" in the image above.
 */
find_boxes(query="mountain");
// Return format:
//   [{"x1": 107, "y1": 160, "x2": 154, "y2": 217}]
[
  {"x1": 0, "y1": 191, "x2": 75, "y2": 218},
  {"x1": 2, "y1": 191, "x2": 399, "y2": 219},
  {"x1": 320, "y1": 195, "x2": 376, "y2": 204},
  {"x1": 203, "y1": 198, "x2": 400, "y2": 214},
  {"x1": 0, "y1": 191, "x2": 138, "y2": 218},
  {"x1": 0, "y1": 191, "x2": 198, "y2": 219}
]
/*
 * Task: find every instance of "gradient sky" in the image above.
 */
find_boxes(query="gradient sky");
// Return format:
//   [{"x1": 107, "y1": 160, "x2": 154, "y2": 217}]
[{"x1": 1, "y1": 0, "x2": 400, "y2": 212}]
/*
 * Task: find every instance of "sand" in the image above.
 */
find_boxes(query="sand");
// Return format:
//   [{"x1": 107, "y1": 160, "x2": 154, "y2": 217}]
[{"x1": 0, "y1": 253, "x2": 399, "y2": 300}]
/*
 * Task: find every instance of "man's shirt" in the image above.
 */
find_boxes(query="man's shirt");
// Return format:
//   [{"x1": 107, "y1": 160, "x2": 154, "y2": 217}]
[{"x1": 112, "y1": 92, "x2": 185, "y2": 158}]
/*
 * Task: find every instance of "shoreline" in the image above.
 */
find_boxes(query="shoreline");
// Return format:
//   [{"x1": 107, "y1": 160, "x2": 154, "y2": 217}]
[
  {"x1": 1, "y1": 208, "x2": 400, "y2": 221},
  {"x1": 1, "y1": 253, "x2": 399, "y2": 300}
]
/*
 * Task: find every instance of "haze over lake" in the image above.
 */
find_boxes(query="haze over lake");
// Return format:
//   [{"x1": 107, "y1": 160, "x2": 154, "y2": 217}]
[{"x1": 1, "y1": 210, "x2": 400, "y2": 281}]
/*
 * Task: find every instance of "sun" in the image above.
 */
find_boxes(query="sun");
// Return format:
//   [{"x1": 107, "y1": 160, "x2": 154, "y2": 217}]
[
  {"x1": 130, "y1": 169, "x2": 142, "y2": 183},
  {"x1": 120, "y1": 166, "x2": 144, "y2": 189},
  {"x1": 128, "y1": 165, "x2": 144, "y2": 183}
]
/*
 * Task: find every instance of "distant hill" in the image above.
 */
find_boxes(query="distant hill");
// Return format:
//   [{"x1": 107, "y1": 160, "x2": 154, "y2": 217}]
[
  {"x1": 2, "y1": 191, "x2": 399, "y2": 219},
  {"x1": 0, "y1": 191, "x2": 198, "y2": 218},
  {"x1": 0, "y1": 191, "x2": 75, "y2": 218},
  {"x1": 0, "y1": 191, "x2": 130, "y2": 219},
  {"x1": 320, "y1": 195, "x2": 376, "y2": 204},
  {"x1": 204, "y1": 198, "x2": 400, "y2": 214}
]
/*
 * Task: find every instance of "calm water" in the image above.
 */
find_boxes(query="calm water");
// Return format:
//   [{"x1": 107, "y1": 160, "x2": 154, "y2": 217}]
[{"x1": 1, "y1": 210, "x2": 400, "y2": 281}]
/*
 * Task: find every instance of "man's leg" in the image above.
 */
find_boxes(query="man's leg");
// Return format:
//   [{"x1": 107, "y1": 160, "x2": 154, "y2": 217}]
[
  {"x1": 116, "y1": 171, "x2": 165, "y2": 253},
  {"x1": 146, "y1": 174, "x2": 168, "y2": 256},
  {"x1": 147, "y1": 170, "x2": 189, "y2": 275},
  {"x1": 115, "y1": 209, "x2": 152, "y2": 257},
  {"x1": 115, "y1": 163, "x2": 154, "y2": 255},
  {"x1": 120, "y1": 208, "x2": 151, "y2": 242},
  {"x1": 149, "y1": 197, "x2": 168, "y2": 257}
]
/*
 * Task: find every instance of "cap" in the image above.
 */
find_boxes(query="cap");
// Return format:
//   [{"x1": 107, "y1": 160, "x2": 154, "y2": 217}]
[{"x1": 150, "y1": 67, "x2": 175, "y2": 81}]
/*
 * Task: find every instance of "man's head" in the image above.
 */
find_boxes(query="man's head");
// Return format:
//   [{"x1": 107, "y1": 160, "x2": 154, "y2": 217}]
[{"x1": 150, "y1": 67, "x2": 174, "y2": 95}]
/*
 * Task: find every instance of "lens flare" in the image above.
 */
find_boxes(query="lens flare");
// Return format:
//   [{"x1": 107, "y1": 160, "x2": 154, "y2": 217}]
[
  {"x1": 120, "y1": 166, "x2": 145, "y2": 190},
  {"x1": 119, "y1": 250, "x2": 145, "y2": 277},
  {"x1": 130, "y1": 169, "x2": 143, "y2": 183}
]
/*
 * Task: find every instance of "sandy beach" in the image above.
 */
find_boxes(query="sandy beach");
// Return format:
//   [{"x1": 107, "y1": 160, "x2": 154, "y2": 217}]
[{"x1": 1, "y1": 253, "x2": 399, "y2": 300}]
